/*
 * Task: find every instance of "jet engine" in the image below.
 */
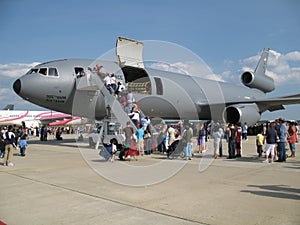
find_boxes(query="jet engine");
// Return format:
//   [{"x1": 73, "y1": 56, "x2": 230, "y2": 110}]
[
  {"x1": 223, "y1": 103, "x2": 261, "y2": 126},
  {"x1": 241, "y1": 71, "x2": 275, "y2": 93}
]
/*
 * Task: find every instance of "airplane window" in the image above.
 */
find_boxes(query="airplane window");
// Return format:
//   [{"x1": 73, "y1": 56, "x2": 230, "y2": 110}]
[
  {"x1": 39, "y1": 68, "x2": 48, "y2": 76},
  {"x1": 26, "y1": 69, "x2": 38, "y2": 74},
  {"x1": 48, "y1": 68, "x2": 59, "y2": 76}
]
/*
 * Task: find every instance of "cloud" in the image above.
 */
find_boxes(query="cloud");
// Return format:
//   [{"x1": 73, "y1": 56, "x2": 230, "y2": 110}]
[
  {"x1": 148, "y1": 61, "x2": 226, "y2": 82},
  {"x1": 0, "y1": 88, "x2": 12, "y2": 101},
  {"x1": 284, "y1": 51, "x2": 300, "y2": 61},
  {"x1": 0, "y1": 62, "x2": 40, "y2": 78},
  {"x1": 241, "y1": 50, "x2": 300, "y2": 86},
  {"x1": 0, "y1": 87, "x2": 22, "y2": 107}
]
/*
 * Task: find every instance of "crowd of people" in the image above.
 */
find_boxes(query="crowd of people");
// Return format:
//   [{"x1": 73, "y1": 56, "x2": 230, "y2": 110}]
[
  {"x1": 0, "y1": 125, "x2": 28, "y2": 166},
  {"x1": 1, "y1": 116, "x2": 298, "y2": 166},
  {"x1": 0, "y1": 124, "x2": 81, "y2": 166},
  {"x1": 115, "y1": 116, "x2": 298, "y2": 163},
  {"x1": 256, "y1": 118, "x2": 298, "y2": 163}
]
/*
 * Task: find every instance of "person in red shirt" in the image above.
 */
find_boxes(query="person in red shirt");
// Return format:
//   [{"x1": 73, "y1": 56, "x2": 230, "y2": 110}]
[{"x1": 288, "y1": 122, "x2": 297, "y2": 158}]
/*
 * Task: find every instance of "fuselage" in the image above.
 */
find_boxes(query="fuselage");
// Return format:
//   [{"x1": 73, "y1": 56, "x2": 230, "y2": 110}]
[{"x1": 13, "y1": 59, "x2": 268, "y2": 124}]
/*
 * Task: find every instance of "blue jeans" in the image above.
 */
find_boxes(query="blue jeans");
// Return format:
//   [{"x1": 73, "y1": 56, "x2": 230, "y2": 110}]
[
  {"x1": 278, "y1": 142, "x2": 286, "y2": 161},
  {"x1": 185, "y1": 142, "x2": 192, "y2": 158},
  {"x1": 289, "y1": 143, "x2": 295, "y2": 152},
  {"x1": 145, "y1": 138, "x2": 152, "y2": 152},
  {"x1": 228, "y1": 140, "x2": 236, "y2": 158}
]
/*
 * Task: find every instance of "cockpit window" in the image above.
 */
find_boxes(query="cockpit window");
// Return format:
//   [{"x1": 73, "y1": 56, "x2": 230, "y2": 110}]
[
  {"x1": 26, "y1": 67, "x2": 59, "y2": 77},
  {"x1": 39, "y1": 68, "x2": 48, "y2": 75},
  {"x1": 48, "y1": 68, "x2": 58, "y2": 76}
]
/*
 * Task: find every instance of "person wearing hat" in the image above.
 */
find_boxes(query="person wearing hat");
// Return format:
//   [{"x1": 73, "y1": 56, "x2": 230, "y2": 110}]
[{"x1": 276, "y1": 117, "x2": 287, "y2": 162}]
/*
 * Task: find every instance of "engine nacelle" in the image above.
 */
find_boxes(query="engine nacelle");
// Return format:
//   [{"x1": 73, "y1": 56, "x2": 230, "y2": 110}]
[
  {"x1": 241, "y1": 71, "x2": 275, "y2": 93},
  {"x1": 223, "y1": 103, "x2": 261, "y2": 126}
]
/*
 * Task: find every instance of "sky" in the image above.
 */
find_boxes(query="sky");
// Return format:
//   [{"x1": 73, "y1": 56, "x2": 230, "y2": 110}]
[{"x1": 0, "y1": 0, "x2": 300, "y2": 120}]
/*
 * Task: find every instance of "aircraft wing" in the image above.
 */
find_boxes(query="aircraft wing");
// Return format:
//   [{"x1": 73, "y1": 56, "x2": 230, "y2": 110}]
[
  {"x1": 39, "y1": 114, "x2": 88, "y2": 126},
  {"x1": 224, "y1": 96, "x2": 300, "y2": 112},
  {"x1": 280, "y1": 94, "x2": 300, "y2": 99},
  {"x1": 254, "y1": 96, "x2": 300, "y2": 112},
  {"x1": 36, "y1": 112, "x2": 73, "y2": 125},
  {"x1": 39, "y1": 117, "x2": 72, "y2": 126}
]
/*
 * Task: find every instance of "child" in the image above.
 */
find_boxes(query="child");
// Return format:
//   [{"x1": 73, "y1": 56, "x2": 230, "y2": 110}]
[{"x1": 256, "y1": 131, "x2": 265, "y2": 158}]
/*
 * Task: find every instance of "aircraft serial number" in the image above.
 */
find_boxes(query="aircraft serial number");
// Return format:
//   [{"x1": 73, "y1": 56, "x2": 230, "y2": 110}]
[{"x1": 46, "y1": 95, "x2": 66, "y2": 103}]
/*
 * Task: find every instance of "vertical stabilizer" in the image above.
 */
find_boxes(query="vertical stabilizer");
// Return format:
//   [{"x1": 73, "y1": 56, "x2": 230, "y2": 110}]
[
  {"x1": 254, "y1": 48, "x2": 269, "y2": 76},
  {"x1": 241, "y1": 48, "x2": 274, "y2": 93},
  {"x1": 2, "y1": 104, "x2": 14, "y2": 110}
]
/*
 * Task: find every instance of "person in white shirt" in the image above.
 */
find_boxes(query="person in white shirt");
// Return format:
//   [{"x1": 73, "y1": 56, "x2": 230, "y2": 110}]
[
  {"x1": 104, "y1": 73, "x2": 111, "y2": 92},
  {"x1": 110, "y1": 74, "x2": 117, "y2": 93}
]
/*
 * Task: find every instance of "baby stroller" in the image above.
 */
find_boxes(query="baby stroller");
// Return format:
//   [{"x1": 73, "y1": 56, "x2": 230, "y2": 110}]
[
  {"x1": 167, "y1": 139, "x2": 186, "y2": 159},
  {"x1": 99, "y1": 138, "x2": 120, "y2": 161},
  {"x1": 119, "y1": 141, "x2": 139, "y2": 161}
]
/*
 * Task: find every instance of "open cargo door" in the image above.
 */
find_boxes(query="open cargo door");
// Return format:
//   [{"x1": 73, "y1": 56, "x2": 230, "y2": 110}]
[
  {"x1": 116, "y1": 36, "x2": 145, "y2": 69},
  {"x1": 116, "y1": 37, "x2": 151, "y2": 94}
]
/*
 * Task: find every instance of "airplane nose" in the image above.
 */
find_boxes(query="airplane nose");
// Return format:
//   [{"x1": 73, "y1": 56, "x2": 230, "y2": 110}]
[{"x1": 13, "y1": 79, "x2": 21, "y2": 95}]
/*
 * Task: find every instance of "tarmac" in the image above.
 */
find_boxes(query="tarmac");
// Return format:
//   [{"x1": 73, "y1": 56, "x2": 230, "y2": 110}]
[{"x1": 0, "y1": 134, "x2": 299, "y2": 225}]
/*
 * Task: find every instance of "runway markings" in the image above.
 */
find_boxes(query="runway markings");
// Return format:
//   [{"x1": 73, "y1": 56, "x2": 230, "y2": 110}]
[{"x1": 0, "y1": 161, "x2": 86, "y2": 173}]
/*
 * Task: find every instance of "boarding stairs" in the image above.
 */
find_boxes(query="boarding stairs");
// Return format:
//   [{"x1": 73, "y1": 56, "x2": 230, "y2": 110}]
[
  {"x1": 99, "y1": 80, "x2": 137, "y2": 132},
  {"x1": 76, "y1": 72, "x2": 139, "y2": 146},
  {"x1": 76, "y1": 37, "x2": 156, "y2": 148},
  {"x1": 75, "y1": 70, "x2": 99, "y2": 91}
]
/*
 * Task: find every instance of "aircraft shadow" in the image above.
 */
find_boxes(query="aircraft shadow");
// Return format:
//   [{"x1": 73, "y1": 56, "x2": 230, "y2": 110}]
[{"x1": 241, "y1": 185, "x2": 300, "y2": 200}]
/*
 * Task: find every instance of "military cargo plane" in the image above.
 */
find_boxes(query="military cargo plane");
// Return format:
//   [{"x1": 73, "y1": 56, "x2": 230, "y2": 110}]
[{"x1": 13, "y1": 37, "x2": 300, "y2": 127}]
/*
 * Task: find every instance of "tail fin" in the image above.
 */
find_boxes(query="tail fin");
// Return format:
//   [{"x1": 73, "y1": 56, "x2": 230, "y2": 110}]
[
  {"x1": 254, "y1": 48, "x2": 269, "y2": 76},
  {"x1": 2, "y1": 104, "x2": 14, "y2": 110},
  {"x1": 241, "y1": 48, "x2": 274, "y2": 93}
]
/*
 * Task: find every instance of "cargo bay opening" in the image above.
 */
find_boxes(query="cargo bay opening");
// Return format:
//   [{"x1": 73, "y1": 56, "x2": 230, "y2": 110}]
[{"x1": 116, "y1": 37, "x2": 151, "y2": 95}]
